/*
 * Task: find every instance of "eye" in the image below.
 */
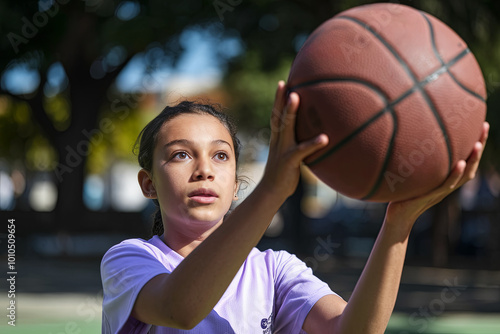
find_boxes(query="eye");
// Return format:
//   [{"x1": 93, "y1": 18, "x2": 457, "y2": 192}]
[
  {"x1": 214, "y1": 152, "x2": 228, "y2": 161},
  {"x1": 172, "y1": 151, "x2": 190, "y2": 160}
]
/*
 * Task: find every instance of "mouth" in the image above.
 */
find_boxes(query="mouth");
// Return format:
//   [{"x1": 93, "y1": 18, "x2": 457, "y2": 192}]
[{"x1": 188, "y1": 188, "x2": 218, "y2": 204}]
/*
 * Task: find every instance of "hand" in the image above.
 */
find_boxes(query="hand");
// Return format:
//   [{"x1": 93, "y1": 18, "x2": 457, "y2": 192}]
[
  {"x1": 259, "y1": 81, "x2": 329, "y2": 199},
  {"x1": 385, "y1": 122, "x2": 490, "y2": 228}
]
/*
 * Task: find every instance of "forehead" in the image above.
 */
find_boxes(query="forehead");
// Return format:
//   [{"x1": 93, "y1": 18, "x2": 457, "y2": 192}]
[{"x1": 158, "y1": 113, "x2": 233, "y2": 146}]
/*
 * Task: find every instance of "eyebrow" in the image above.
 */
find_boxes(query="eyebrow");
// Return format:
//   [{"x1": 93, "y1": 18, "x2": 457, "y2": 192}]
[{"x1": 164, "y1": 139, "x2": 232, "y2": 149}]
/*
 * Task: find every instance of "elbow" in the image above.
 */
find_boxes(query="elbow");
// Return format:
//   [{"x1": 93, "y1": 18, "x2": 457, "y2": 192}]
[
  {"x1": 170, "y1": 316, "x2": 200, "y2": 331},
  {"x1": 161, "y1": 306, "x2": 205, "y2": 330}
]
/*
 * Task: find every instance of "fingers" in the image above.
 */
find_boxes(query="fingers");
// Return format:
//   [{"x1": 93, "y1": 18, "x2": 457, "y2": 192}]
[
  {"x1": 383, "y1": 122, "x2": 489, "y2": 221},
  {"x1": 269, "y1": 80, "x2": 330, "y2": 161},
  {"x1": 434, "y1": 121, "x2": 488, "y2": 195},
  {"x1": 480, "y1": 122, "x2": 490, "y2": 145},
  {"x1": 293, "y1": 133, "x2": 329, "y2": 162},
  {"x1": 280, "y1": 92, "x2": 300, "y2": 145},
  {"x1": 443, "y1": 160, "x2": 467, "y2": 191},
  {"x1": 463, "y1": 142, "x2": 483, "y2": 180},
  {"x1": 270, "y1": 81, "x2": 287, "y2": 145},
  {"x1": 270, "y1": 80, "x2": 302, "y2": 148},
  {"x1": 414, "y1": 159, "x2": 466, "y2": 211},
  {"x1": 274, "y1": 80, "x2": 287, "y2": 111},
  {"x1": 457, "y1": 121, "x2": 489, "y2": 186}
]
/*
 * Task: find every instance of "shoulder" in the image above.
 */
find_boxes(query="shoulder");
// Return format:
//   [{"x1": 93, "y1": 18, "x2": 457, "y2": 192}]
[
  {"x1": 100, "y1": 235, "x2": 178, "y2": 277},
  {"x1": 100, "y1": 237, "x2": 170, "y2": 333},
  {"x1": 102, "y1": 236, "x2": 169, "y2": 262},
  {"x1": 265, "y1": 249, "x2": 308, "y2": 276},
  {"x1": 244, "y1": 248, "x2": 293, "y2": 269},
  {"x1": 246, "y1": 247, "x2": 298, "y2": 263},
  {"x1": 102, "y1": 238, "x2": 152, "y2": 268},
  {"x1": 243, "y1": 248, "x2": 310, "y2": 281},
  {"x1": 100, "y1": 236, "x2": 173, "y2": 301},
  {"x1": 104, "y1": 237, "x2": 159, "y2": 255}
]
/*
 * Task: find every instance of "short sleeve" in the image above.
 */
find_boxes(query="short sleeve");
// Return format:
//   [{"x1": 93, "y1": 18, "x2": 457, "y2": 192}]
[
  {"x1": 273, "y1": 251, "x2": 338, "y2": 334},
  {"x1": 101, "y1": 240, "x2": 171, "y2": 334}
]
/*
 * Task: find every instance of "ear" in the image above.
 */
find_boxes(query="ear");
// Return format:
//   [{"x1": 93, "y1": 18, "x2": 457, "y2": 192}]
[
  {"x1": 233, "y1": 180, "x2": 240, "y2": 201},
  {"x1": 138, "y1": 168, "x2": 157, "y2": 199}
]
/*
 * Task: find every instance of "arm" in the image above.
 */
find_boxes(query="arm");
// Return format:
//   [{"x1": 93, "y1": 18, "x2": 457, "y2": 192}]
[
  {"x1": 131, "y1": 82, "x2": 329, "y2": 329},
  {"x1": 303, "y1": 122, "x2": 489, "y2": 334}
]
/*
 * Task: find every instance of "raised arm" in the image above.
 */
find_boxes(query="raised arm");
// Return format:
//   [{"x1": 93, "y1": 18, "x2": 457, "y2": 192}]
[
  {"x1": 304, "y1": 122, "x2": 489, "y2": 334},
  {"x1": 131, "y1": 82, "x2": 328, "y2": 329}
]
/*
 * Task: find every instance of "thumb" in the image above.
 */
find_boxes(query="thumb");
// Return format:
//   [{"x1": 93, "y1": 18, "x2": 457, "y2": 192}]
[{"x1": 293, "y1": 134, "x2": 329, "y2": 162}]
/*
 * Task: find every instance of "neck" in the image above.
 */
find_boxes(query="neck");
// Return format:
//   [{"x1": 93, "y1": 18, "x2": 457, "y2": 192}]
[{"x1": 161, "y1": 219, "x2": 223, "y2": 258}]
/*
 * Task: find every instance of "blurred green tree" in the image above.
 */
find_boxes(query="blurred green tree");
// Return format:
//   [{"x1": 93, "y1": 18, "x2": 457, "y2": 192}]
[{"x1": 0, "y1": 0, "x2": 230, "y2": 229}]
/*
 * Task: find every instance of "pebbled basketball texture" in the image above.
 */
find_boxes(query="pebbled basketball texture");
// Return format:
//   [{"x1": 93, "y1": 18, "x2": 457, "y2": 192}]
[{"x1": 288, "y1": 3, "x2": 487, "y2": 202}]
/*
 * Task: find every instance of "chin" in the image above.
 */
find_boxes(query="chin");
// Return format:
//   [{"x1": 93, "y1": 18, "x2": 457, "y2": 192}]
[{"x1": 187, "y1": 212, "x2": 224, "y2": 227}]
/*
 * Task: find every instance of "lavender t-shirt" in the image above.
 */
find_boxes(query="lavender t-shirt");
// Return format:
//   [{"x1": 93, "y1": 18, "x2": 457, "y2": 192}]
[{"x1": 101, "y1": 235, "x2": 338, "y2": 334}]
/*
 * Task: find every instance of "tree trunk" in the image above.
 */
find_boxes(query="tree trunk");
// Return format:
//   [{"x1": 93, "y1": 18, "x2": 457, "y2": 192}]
[{"x1": 53, "y1": 52, "x2": 113, "y2": 230}]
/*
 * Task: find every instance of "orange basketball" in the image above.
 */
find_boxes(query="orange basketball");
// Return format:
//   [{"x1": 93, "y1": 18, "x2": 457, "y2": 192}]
[{"x1": 288, "y1": 3, "x2": 486, "y2": 202}]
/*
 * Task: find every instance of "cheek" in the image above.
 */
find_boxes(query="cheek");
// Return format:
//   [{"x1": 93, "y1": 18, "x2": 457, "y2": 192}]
[
  {"x1": 215, "y1": 165, "x2": 237, "y2": 188},
  {"x1": 153, "y1": 167, "x2": 184, "y2": 198}
]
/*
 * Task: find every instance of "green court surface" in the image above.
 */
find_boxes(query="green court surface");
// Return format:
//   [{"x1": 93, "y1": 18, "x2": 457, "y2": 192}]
[
  {"x1": 0, "y1": 293, "x2": 499, "y2": 333},
  {"x1": 0, "y1": 293, "x2": 102, "y2": 334},
  {"x1": 386, "y1": 313, "x2": 500, "y2": 334}
]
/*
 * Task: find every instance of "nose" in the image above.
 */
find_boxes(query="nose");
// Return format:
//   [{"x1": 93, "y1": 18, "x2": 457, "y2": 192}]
[{"x1": 192, "y1": 157, "x2": 214, "y2": 181}]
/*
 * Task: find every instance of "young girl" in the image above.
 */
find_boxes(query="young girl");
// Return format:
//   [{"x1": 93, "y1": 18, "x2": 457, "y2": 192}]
[{"x1": 101, "y1": 81, "x2": 489, "y2": 333}]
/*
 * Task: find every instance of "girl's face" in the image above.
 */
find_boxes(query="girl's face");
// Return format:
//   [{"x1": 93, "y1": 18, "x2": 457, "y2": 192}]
[{"x1": 149, "y1": 113, "x2": 238, "y2": 234}]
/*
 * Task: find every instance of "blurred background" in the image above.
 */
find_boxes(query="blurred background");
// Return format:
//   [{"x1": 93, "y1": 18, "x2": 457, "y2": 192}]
[{"x1": 0, "y1": 0, "x2": 499, "y2": 332}]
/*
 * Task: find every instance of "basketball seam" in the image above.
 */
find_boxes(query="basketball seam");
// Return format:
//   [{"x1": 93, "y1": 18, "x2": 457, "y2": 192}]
[
  {"x1": 328, "y1": 15, "x2": 453, "y2": 199},
  {"x1": 420, "y1": 12, "x2": 486, "y2": 103},
  {"x1": 338, "y1": 15, "x2": 453, "y2": 175},
  {"x1": 418, "y1": 49, "x2": 468, "y2": 88},
  {"x1": 293, "y1": 48, "x2": 476, "y2": 169},
  {"x1": 292, "y1": 77, "x2": 387, "y2": 100},
  {"x1": 292, "y1": 79, "x2": 398, "y2": 199},
  {"x1": 362, "y1": 110, "x2": 398, "y2": 200},
  {"x1": 291, "y1": 78, "x2": 390, "y2": 167}
]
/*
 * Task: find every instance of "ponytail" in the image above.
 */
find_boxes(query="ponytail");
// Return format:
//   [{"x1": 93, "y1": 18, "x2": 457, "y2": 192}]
[{"x1": 151, "y1": 199, "x2": 164, "y2": 237}]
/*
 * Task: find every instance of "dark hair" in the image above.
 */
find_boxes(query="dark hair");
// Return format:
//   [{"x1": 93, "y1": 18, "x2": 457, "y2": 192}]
[{"x1": 134, "y1": 100, "x2": 242, "y2": 237}]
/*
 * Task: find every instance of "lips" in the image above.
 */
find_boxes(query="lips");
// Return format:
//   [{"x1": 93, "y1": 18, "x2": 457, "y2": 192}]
[{"x1": 188, "y1": 188, "x2": 218, "y2": 204}]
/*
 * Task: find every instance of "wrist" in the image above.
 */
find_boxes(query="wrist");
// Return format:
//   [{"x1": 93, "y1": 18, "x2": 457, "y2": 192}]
[
  {"x1": 252, "y1": 181, "x2": 289, "y2": 207},
  {"x1": 382, "y1": 212, "x2": 416, "y2": 240}
]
